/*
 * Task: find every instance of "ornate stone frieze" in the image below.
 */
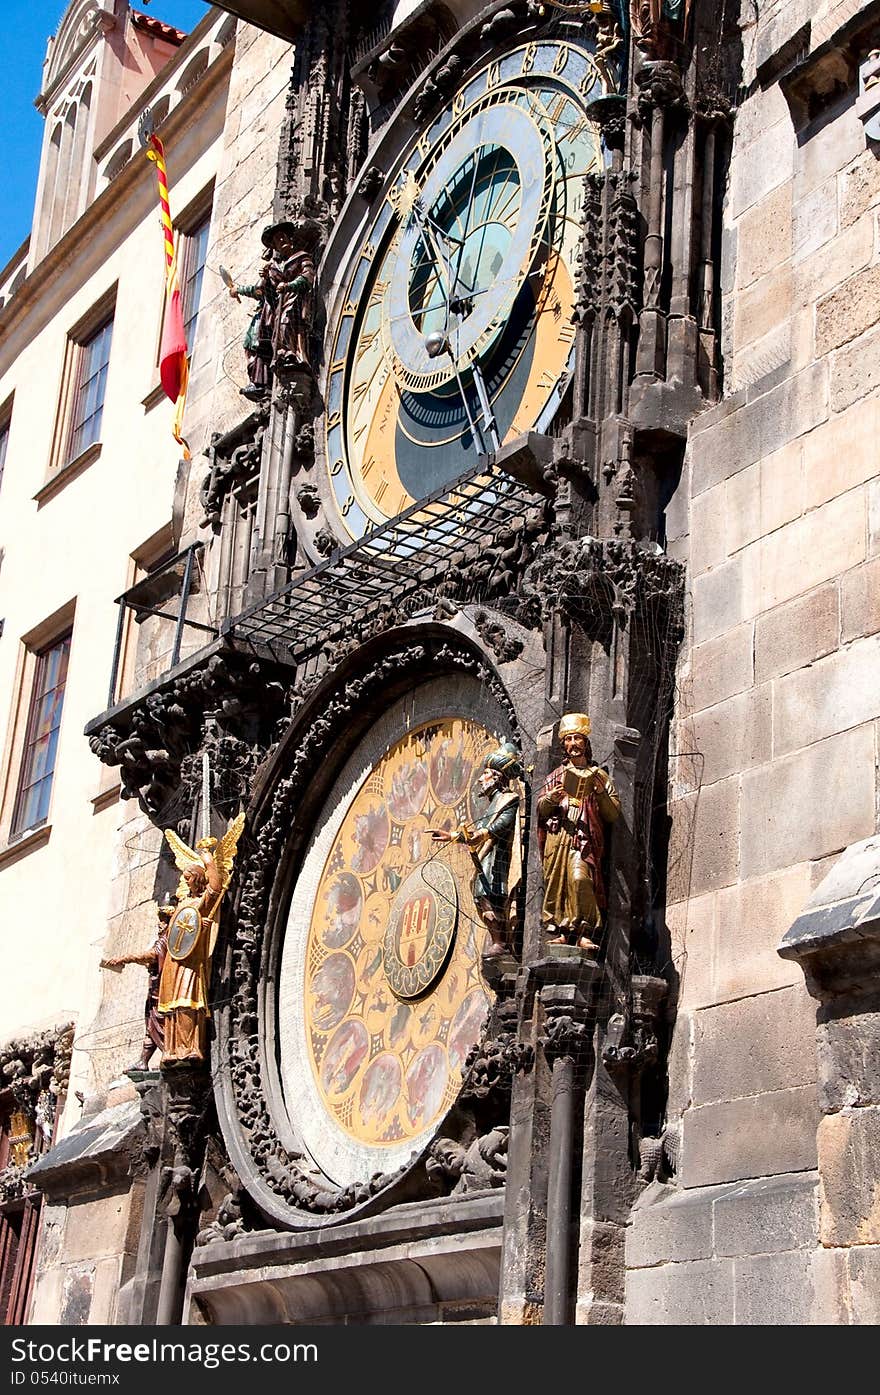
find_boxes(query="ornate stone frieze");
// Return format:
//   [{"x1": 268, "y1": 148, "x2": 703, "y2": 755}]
[
  {"x1": 575, "y1": 170, "x2": 640, "y2": 325},
  {"x1": 88, "y1": 653, "x2": 291, "y2": 816},
  {"x1": 459, "y1": 1022, "x2": 534, "y2": 1106},
  {"x1": 200, "y1": 410, "x2": 267, "y2": 528},
  {"x1": 426, "y1": 1126, "x2": 509, "y2": 1196},
  {"x1": 472, "y1": 611, "x2": 525, "y2": 665},
  {"x1": 524, "y1": 534, "x2": 684, "y2": 637},
  {"x1": 539, "y1": 1009, "x2": 591, "y2": 1062},
  {"x1": 0, "y1": 1024, "x2": 74, "y2": 1202},
  {"x1": 276, "y1": 4, "x2": 354, "y2": 224}
]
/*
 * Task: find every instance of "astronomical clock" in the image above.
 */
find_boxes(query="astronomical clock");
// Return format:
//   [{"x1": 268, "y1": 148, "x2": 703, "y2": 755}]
[
  {"x1": 278, "y1": 704, "x2": 503, "y2": 1187},
  {"x1": 224, "y1": 29, "x2": 615, "y2": 1215},
  {"x1": 80, "y1": 0, "x2": 707, "y2": 1330},
  {"x1": 322, "y1": 33, "x2": 605, "y2": 540}
]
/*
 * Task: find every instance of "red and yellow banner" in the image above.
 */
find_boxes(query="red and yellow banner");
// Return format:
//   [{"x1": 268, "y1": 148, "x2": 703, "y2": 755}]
[{"x1": 145, "y1": 133, "x2": 190, "y2": 459}]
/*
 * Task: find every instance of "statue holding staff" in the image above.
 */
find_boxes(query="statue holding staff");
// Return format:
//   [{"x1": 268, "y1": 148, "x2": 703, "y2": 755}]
[{"x1": 158, "y1": 813, "x2": 245, "y2": 1066}]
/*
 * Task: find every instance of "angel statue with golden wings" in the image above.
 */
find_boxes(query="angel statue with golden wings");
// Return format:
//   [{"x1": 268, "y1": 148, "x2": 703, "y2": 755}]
[{"x1": 158, "y1": 813, "x2": 245, "y2": 1066}]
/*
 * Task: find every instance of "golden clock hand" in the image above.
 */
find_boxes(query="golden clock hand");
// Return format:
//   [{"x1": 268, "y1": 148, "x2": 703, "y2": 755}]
[{"x1": 408, "y1": 196, "x2": 458, "y2": 315}]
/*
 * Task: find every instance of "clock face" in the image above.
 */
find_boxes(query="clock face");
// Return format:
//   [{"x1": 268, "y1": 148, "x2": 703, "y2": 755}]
[
  {"x1": 279, "y1": 710, "x2": 504, "y2": 1185},
  {"x1": 324, "y1": 36, "x2": 604, "y2": 539}
]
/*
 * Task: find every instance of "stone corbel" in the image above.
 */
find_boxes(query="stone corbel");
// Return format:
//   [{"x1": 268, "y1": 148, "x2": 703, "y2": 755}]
[
  {"x1": 779, "y1": 835, "x2": 880, "y2": 1260},
  {"x1": 776, "y1": 2, "x2": 880, "y2": 130}
]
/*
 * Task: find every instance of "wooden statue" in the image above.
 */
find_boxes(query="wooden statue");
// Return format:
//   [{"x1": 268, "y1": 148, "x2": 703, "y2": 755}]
[
  {"x1": 100, "y1": 902, "x2": 172, "y2": 1072},
  {"x1": 158, "y1": 813, "x2": 245, "y2": 1066},
  {"x1": 537, "y1": 713, "x2": 620, "y2": 952},
  {"x1": 432, "y1": 741, "x2": 523, "y2": 955}
]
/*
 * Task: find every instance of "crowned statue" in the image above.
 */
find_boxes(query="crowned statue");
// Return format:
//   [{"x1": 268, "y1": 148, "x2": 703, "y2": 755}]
[{"x1": 537, "y1": 714, "x2": 620, "y2": 952}]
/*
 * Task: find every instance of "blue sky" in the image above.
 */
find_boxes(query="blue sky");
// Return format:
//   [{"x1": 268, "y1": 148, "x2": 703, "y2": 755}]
[{"x1": 2, "y1": 0, "x2": 211, "y2": 269}]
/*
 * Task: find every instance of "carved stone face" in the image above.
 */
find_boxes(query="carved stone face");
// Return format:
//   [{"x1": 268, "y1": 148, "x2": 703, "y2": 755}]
[{"x1": 426, "y1": 1138, "x2": 465, "y2": 1181}]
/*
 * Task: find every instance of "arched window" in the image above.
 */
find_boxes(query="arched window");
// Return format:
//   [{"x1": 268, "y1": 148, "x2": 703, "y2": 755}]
[{"x1": 44, "y1": 118, "x2": 66, "y2": 251}]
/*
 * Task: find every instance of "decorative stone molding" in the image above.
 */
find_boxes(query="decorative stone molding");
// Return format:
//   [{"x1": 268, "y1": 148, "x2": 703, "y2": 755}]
[
  {"x1": 0, "y1": 1023, "x2": 73, "y2": 1201},
  {"x1": 200, "y1": 409, "x2": 267, "y2": 528},
  {"x1": 87, "y1": 649, "x2": 291, "y2": 816},
  {"x1": 779, "y1": 835, "x2": 880, "y2": 1004}
]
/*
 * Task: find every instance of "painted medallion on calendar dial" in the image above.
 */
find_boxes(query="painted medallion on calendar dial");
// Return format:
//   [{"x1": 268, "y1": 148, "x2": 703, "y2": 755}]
[{"x1": 323, "y1": 36, "x2": 605, "y2": 539}]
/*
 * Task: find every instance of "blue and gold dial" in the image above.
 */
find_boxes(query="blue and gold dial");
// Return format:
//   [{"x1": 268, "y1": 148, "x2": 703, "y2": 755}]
[{"x1": 324, "y1": 37, "x2": 605, "y2": 540}]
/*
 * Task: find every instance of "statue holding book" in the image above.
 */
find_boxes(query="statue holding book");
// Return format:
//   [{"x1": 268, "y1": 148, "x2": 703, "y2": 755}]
[{"x1": 537, "y1": 713, "x2": 620, "y2": 952}]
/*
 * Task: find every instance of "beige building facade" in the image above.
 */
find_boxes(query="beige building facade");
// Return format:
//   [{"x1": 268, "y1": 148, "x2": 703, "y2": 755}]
[
  {"x1": 3, "y1": 0, "x2": 880, "y2": 1327},
  {"x1": 0, "y1": 0, "x2": 290, "y2": 1324}
]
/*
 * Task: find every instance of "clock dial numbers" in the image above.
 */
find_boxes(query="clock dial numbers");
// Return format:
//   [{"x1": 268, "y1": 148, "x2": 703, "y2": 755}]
[
  {"x1": 384, "y1": 96, "x2": 555, "y2": 391},
  {"x1": 326, "y1": 36, "x2": 604, "y2": 540}
]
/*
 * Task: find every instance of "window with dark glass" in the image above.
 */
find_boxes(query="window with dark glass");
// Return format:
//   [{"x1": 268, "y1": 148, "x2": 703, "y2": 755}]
[
  {"x1": 11, "y1": 633, "x2": 71, "y2": 837},
  {"x1": 66, "y1": 316, "x2": 113, "y2": 463},
  {"x1": 181, "y1": 216, "x2": 210, "y2": 354}
]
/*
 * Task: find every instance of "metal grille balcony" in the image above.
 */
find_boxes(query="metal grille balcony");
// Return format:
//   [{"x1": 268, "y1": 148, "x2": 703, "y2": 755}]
[{"x1": 224, "y1": 449, "x2": 549, "y2": 669}]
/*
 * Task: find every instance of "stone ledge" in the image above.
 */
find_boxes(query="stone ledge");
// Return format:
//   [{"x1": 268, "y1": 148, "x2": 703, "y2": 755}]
[
  {"x1": 33, "y1": 441, "x2": 102, "y2": 507},
  {"x1": 27, "y1": 1099, "x2": 144, "y2": 1199},
  {"x1": 186, "y1": 1192, "x2": 504, "y2": 1324},
  {"x1": 779, "y1": 834, "x2": 880, "y2": 1000},
  {"x1": 779, "y1": 0, "x2": 880, "y2": 127},
  {"x1": 0, "y1": 822, "x2": 51, "y2": 869},
  {"x1": 191, "y1": 1190, "x2": 505, "y2": 1277}
]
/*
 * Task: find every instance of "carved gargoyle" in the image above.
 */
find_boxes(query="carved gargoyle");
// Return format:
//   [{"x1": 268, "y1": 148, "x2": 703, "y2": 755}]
[{"x1": 426, "y1": 1126, "x2": 509, "y2": 1196}]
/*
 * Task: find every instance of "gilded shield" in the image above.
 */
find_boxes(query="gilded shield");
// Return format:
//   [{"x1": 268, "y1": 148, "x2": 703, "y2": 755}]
[{"x1": 167, "y1": 903, "x2": 202, "y2": 963}]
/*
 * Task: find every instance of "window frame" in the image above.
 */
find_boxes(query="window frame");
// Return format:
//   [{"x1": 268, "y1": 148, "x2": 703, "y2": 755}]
[
  {"x1": 65, "y1": 315, "x2": 113, "y2": 465},
  {"x1": 180, "y1": 211, "x2": 211, "y2": 359},
  {"x1": 0, "y1": 397, "x2": 12, "y2": 497},
  {"x1": 47, "y1": 285, "x2": 117, "y2": 480},
  {"x1": 9, "y1": 629, "x2": 72, "y2": 840},
  {"x1": 0, "y1": 602, "x2": 75, "y2": 855},
  {"x1": 152, "y1": 186, "x2": 214, "y2": 383}
]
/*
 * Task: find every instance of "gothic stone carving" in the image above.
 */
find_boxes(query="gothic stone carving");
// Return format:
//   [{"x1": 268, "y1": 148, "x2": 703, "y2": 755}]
[
  {"x1": 524, "y1": 535, "x2": 685, "y2": 639},
  {"x1": 200, "y1": 409, "x2": 267, "y2": 528},
  {"x1": 0, "y1": 1024, "x2": 73, "y2": 1202},
  {"x1": 88, "y1": 653, "x2": 291, "y2": 816},
  {"x1": 426, "y1": 1127, "x2": 509, "y2": 1196},
  {"x1": 224, "y1": 641, "x2": 519, "y2": 1218},
  {"x1": 576, "y1": 171, "x2": 640, "y2": 326}
]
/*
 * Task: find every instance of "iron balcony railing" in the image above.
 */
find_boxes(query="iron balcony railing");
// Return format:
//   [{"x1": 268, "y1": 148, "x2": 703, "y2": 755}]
[
  {"x1": 105, "y1": 542, "x2": 217, "y2": 709},
  {"x1": 225, "y1": 458, "x2": 546, "y2": 668}
]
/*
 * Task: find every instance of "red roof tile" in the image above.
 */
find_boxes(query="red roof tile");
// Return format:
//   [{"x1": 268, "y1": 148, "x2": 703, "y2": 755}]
[{"x1": 130, "y1": 10, "x2": 188, "y2": 46}]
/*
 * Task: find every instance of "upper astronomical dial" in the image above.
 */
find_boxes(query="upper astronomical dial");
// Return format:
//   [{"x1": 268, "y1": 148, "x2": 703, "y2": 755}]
[
  {"x1": 383, "y1": 96, "x2": 556, "y2": 392},
  {"x1": 324, "y1": 37, "x2": 605, "y2": 541}
]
